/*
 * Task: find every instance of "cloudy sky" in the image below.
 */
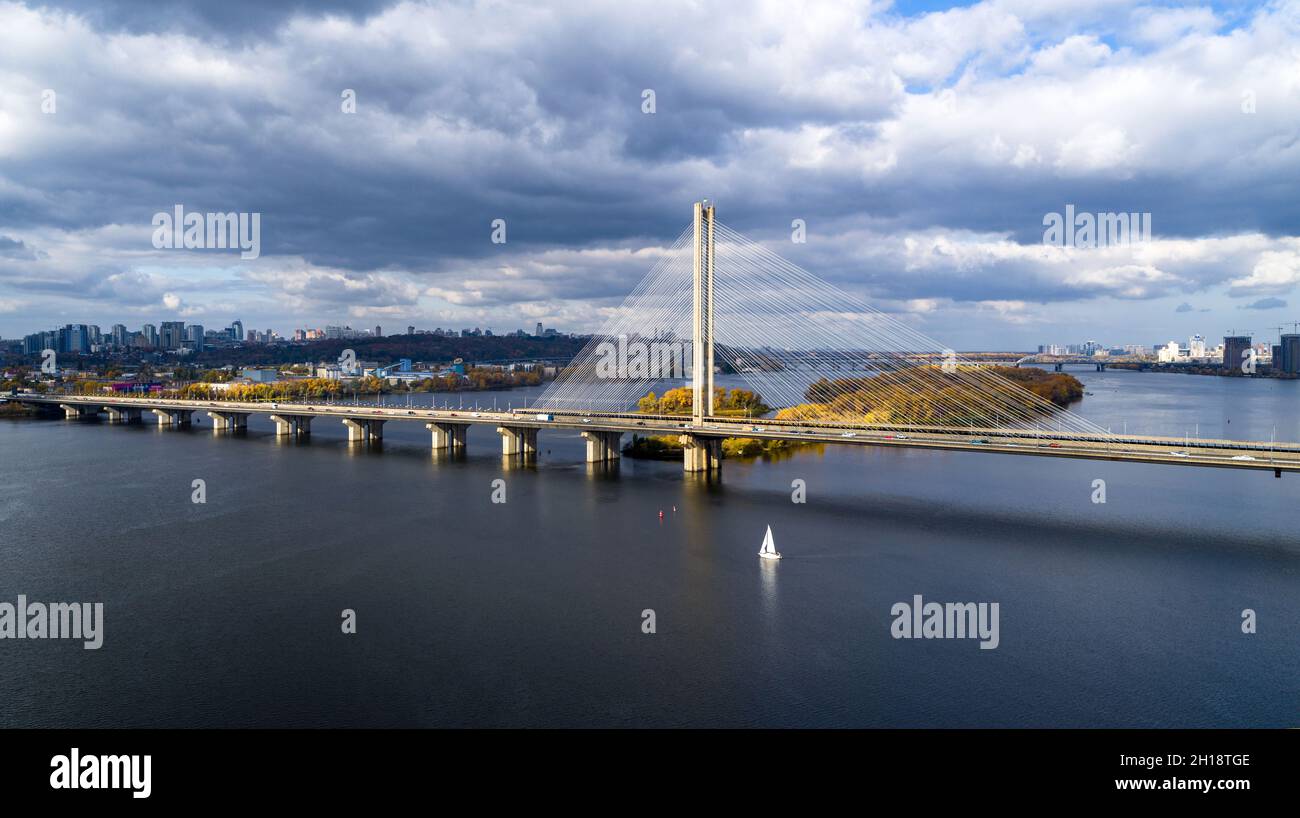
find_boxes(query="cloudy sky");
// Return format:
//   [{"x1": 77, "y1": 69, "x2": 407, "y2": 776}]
[{"x1": 0, "y1": 0, "x2": 1298, "y2": 348}]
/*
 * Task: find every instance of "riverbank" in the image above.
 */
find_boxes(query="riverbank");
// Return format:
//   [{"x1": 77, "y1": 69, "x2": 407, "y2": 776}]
[{"x1": 1107, "y1": 362, "x2": 1298, "y2": 379}]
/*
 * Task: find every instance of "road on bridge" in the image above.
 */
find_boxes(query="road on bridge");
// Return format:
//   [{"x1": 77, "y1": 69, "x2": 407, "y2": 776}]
[{"x1": 8, "y1": 392, "x2": 1300, "y2": 476}]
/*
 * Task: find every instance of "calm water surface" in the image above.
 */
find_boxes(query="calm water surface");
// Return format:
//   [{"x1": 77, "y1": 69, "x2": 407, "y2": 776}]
[{"x1": 0, "y1": 368, "x2": 1296, "y2": 727}]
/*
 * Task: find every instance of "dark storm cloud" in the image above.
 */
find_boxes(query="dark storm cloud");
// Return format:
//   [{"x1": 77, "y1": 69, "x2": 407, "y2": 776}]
[
  {"x1": 0, "y1": 0, "x2": 902, "y2": 273},
  {"x1": 0, "y1": 0, "x2": 1298, "y2": 339},
  {"x1": 32, "y1": 0, "x2": 393, "y2": 39},
  {"x1": 0, "y1": 235, "x2": 39, "y2": 259},
  {"x1": 1243, "y1": 296, "x2": 1287, "y2": 310}
]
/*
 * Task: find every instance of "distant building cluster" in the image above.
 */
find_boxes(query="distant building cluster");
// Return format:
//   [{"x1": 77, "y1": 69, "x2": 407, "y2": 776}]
[
  {"x1": 288, "y1": 322, "x2": 567, "y2": 341},
  {"x1": 1036, "y1": 340, "x2": 1136, "y2": 357},
  {"x1": 20, "y1": 318, "x2": 275, "y2": 356},
  {"x1": 18, "y1": 318, "x2": 570, "y2": 358},
  {"x1": 1038, "y1": 331, "x2": 1300, "y2": 375},
  {"x1": 383, "y1": 323, "x2": 564, "y2": 339}
]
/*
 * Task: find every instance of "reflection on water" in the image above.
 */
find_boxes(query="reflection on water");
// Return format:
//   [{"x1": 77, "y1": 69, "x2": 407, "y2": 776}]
[{"x1": 758, "y1": 555, "x2": 780, "y2": 619}]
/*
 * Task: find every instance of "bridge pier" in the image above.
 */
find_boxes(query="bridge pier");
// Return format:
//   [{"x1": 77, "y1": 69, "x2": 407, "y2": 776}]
[
  {"x1": 1095, "y1": 363, "x2": 1106, "y2": 372},
  {"x1": 497, "y1": 425, "x2": 538, "y2": 457},
  {"x1": 679, "y1": 434, "x2": 722, "y2": 473},
  {"x1": 342, "y1": 418, "x2": 384, "y2": 442},
  {"x1": 581, "y1": 430, "x2": 623, "y2": 463},
  {"x1": 58, "y1": 403, "x2": 97, "y2": 420},
  {"x1": 269, "y1": 414, "x2": 312, "y2": 437},
  {"x1": 102, "y1": 406, "x2": 142, "y2": 424},
  {"x1": 150, "y1": 408, "x2": 193, "y2": 426},
  {"x1": 207, "y1": 411, "x2": 250, "y2": 431},
  {"x1": 426, "y1": 421, "x2": 468, "y2": 450},
  {"x1": 1054, "y1": 363, "x2": 1063, "y2": 372}
]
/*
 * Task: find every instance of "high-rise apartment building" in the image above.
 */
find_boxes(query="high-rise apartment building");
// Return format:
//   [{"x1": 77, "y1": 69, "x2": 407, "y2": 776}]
[
  {"x1": 1223, "y1": 335, "x2": 1253, "y2": 373},
  {"x1": 160, "y1": 321, "x2": 186, "y2": 350},
  {"x1": 1279, "y1": 334, "x2": 1300, "y2": 375}
]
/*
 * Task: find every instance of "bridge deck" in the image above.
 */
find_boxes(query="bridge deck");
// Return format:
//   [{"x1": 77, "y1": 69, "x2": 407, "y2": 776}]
[{"x1": 8, "y1": 394, "x2": 1299, "y2": 473}]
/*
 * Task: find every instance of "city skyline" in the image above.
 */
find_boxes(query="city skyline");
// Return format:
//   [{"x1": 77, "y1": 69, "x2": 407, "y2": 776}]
[
  {"x1": 10, "y1": 317, "x2": 569, "y2": 352},
  {"x1": 0, "y1": 1, "x2": 1298, "y2": 347},
  {"x1": 11, "y1": 314, "x2": 1298, "y2": 357}
]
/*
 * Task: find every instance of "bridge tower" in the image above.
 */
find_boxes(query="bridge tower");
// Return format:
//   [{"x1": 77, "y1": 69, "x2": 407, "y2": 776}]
[{"x1": 691, "y1": 200, "x2": 715, "y2": 425}]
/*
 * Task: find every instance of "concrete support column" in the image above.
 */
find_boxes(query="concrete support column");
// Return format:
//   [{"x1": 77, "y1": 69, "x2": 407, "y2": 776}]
[
  {"x1": 59, "y1": 403, "x2": 95, "y2": 419},
  {"x1": 691, "y1": 200, "x2": 716, "y2": 425},
  {"x1": 343, "y1": 418, "x2": 384, "y2": 442},
  {"x1": 679, "y1": 434, "x2": 722, "y2": 473},
  {"x1": 426, "y1": 422, "x2": 468, "y2": 450},
  {"x1": 150, "y1": 408, "x2": 193, "y2": 426},
  {"x1": 497, "y1": 425, "x2": 538, "y2": 456},
  {"x1": 269, "y1": 414, "x2": 311, "y2": 437},
  {"x1": 581, "y1": 430, "x2": 623, "y2": 462},
  {"x1": 103, "y1": 406, "x2": 142, "y2": 423},
  {"x1": 207, "y1": 411, "x2": 249, "y2": 431}
]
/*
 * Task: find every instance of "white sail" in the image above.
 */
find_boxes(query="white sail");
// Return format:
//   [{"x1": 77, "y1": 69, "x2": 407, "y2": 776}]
[{"x1": 758, "y1": 525, "x2": 779, "y2": 558}]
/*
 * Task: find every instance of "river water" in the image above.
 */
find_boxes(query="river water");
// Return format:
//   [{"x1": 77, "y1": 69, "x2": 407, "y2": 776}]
[{"x1": 0, "y1": 368, "x2": 1295, "y2": 726}]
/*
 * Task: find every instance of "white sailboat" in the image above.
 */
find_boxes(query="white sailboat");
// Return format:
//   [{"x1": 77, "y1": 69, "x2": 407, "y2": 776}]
[{"x1": 758, "y1": 525, "x2": 781, "y2": 560}]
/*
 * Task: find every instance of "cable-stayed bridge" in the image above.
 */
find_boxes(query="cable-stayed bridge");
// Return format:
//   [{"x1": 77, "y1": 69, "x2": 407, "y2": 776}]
[
  {"x1": 7, "y1": 201, "x2": 1299, "y2": 477},
  {"x1": 536, "y1": 201, "x2": 1127, "y2": 430}
]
